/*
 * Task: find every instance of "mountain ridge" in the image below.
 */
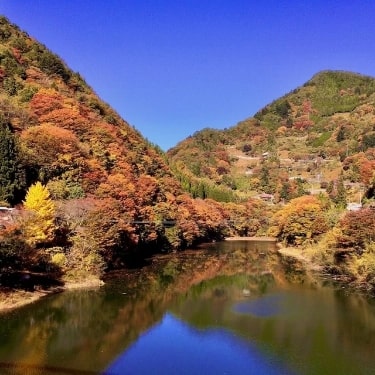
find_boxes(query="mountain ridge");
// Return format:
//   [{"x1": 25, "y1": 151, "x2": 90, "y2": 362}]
[{"x1": 167, "y1": 69, "x2": 375, "y2": 203}]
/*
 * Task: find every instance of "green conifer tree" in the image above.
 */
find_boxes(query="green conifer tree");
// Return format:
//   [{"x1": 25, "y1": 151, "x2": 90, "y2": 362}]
[
  {"x1": 0, "y1": 121, "x2": 17, "y2": 204},
  {"x1": 335, "y1": 176, "x2": 347, "y2": 208}
]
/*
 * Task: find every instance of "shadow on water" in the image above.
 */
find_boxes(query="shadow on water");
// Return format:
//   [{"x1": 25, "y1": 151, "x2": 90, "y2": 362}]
[{"x1": 0, "y1": 270, "x2": 64, "y2": 292}]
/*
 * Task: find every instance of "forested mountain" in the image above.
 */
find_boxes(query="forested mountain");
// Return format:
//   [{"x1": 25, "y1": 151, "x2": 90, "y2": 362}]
[
  {"x1": 0, "y1": 16, "x2": 259, "y2": 285},
  {"x1": 168, "y1": 70, "x2": 375, "y2": 203}
]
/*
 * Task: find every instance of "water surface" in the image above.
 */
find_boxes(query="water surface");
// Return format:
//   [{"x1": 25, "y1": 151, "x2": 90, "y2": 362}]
[{"x1": 1, "y1": 240, "x2": 375, "y2": 374}]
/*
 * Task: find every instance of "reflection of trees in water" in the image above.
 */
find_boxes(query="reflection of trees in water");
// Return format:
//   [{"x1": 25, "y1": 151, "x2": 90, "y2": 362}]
[
  {"x1": 279, "y1": 253, "x2": 307, "y2": 285},
  {"x1": 331, "y1": 290, "x2": 375, "y2": 362},
  {"x1": 0, "y1": 241, "x2": 280, "y2": 372},
  {"x1": 0, "y1": 286, "x2": 153, "y2": 371},
  {"x1": 1, "y1": 241, "x2": 375, "y2": 373},
  {"x1": 173, "y1": 246, "x2": 375, "y2": 374}
]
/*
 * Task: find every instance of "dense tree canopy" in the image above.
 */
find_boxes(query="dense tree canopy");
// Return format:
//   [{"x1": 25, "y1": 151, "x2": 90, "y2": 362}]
[{"x1": 268, "y1": 195, "x2": 329, "y2": 245}]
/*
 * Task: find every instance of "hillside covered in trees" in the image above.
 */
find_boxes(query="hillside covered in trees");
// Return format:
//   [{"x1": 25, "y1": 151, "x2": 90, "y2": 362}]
[
  {"x1": 168, "y1": 70, "x2": 375, "y2": 291},
  {"x1": 168, "y1": 70, "x2": 375, "y2": 204},
  {"x1": 0, "y1": 16, "x2": 269, "y2": 288}
]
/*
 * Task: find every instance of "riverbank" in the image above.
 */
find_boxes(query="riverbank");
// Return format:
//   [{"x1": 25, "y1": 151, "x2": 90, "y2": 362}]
[
  {"x1": 277, "y1": 247, "x2": 323, "y2": 272},
  {"x1": 277, "y1": 246, "x2": 375, "y2": 296},
  {"x1": 0, "y1": 278, "x2": 104, "y2": 312},
  {"x1": 225, "y1": 236, "x2": 276, "y2": 242},
  {"x1": 0, "y1": 288, "x2": 59, "y2": 312}
]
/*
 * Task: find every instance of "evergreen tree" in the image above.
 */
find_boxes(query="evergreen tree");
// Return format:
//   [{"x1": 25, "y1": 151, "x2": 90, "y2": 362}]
[
  {"x1": 197, "y1": 182, "x2": 206, "y2": 199},
  {"x1": 280, "y1": 182, "x2": 291, "y2": 201},
  {"x1": 0, "y1": 121, "x2": 17, "y2": 204},
  {"x1": 260, "y1": 165, "x2": 273, "y2": 194},
  {"x1": 336, "y1": 126, "x2": 345, "y2": 142},
  {"x1": 335, "y1": 176, "x2": 347, "y2": 208},
  {"x1": 326, "y1": 181, "x2": 334, "y2": 195},
  {"x1": 296, "y1": 178, "x2": 308, "y2": 197}
]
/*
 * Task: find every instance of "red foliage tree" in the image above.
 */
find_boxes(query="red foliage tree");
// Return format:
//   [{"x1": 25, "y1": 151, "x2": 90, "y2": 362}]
[
  {"x1": 30, "y1": 88, "x2": 64, "y2": 117},
  {"x1": 336, "y1": 208, "x2": 375, "y2": 249}
]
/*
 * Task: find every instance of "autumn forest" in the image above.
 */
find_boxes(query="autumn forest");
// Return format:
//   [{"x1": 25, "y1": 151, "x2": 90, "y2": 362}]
[{"x1": 0, "y1": 17, "x2": 375, "y2": 297}]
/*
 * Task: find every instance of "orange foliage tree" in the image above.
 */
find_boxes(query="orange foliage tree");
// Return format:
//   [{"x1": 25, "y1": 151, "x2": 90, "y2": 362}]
[
  {"x1": 223, "y1": 199, "x2": 270, "y2": 237},
  {"x1": 20, "y1": 123, "x2": 87, "y2": 185},
  {"x1": 29, "y1": 88, "x2": 64, "y2": 117},
  {"x1": 21, "y1": 124, "x2": 82, "y2": 165},
  {"x1": 268, "y1": 195, "x2": 329, "y2": 245}
]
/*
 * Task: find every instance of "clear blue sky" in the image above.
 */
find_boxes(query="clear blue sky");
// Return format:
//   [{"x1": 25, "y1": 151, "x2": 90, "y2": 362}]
[{"x1": 1, "y1": 1, "x2": 375, "y2": 150}]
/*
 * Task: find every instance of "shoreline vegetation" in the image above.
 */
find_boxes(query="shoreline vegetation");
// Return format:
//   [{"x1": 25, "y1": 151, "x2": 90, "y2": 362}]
[{"x1": 277, "y1": 245, "x2": 375, "y2": 295}]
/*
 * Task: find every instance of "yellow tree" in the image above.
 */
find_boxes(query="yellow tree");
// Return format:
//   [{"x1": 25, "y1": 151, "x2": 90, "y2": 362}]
[
  {"x1": 268, "y1": 195, "x2": 329, "y2": 245},
  {"x1": 23, "y1": 182, "x2": 56, "y2": 245}
]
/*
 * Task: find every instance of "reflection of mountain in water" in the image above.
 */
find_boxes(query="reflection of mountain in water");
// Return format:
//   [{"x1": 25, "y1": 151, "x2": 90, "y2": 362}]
[
  {"x1": 105, "y1": 313, "x2": 294, "y2": 375},
  {"x1": 1, "y1": 241, "x2": 375, "y2": 374}
]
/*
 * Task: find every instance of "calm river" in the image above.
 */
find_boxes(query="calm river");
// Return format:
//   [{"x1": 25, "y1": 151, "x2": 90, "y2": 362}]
[{"x1": 1, "y1": 240, "x2": 375, "y2": 375}]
